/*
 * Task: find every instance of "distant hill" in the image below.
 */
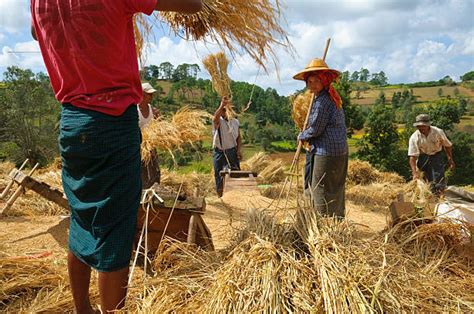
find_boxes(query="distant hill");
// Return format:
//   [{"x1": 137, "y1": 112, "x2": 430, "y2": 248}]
[{"x1": 351, "y1": 84, "x2": 474, "y2": 106}]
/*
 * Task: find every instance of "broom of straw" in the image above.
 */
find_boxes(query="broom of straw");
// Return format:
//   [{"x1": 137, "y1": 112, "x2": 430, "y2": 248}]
[{"x1": 278, "y1": 38, "x2": 331, "y2": 203}]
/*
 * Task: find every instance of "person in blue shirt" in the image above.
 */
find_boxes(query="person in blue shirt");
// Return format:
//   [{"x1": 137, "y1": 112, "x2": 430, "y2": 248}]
[{"x1": 293, "y1": 59, "x2": 348, "y2": 218}]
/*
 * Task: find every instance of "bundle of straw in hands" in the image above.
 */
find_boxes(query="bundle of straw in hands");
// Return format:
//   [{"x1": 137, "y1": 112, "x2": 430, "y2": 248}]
[
  {"x1": 141, "y1": 106, "x2": 210, "y2": 163},
  {"x1": 134, "y1": 0, "x2": 292, "y2": 71},
  {"x1": 202, "y1": 52, "x2": 231, "y2": 98},
  {"x1": 291, "y1": 90, "x2": 312, "y2": 131}
]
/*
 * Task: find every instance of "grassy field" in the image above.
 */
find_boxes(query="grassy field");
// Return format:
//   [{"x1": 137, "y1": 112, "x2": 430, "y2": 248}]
[{"x1": 351, "y1": 85, "x2": 474, "y2": 106}]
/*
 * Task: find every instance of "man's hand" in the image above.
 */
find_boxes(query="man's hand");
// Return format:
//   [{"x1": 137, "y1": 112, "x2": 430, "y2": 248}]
[
  {"x1": 448, "y1": 158, "x2": 455, "y2": 170},
  {"x1": 237, "y1": 150, "x2": 243, "y2": 161},
  {"x1": 220, "y1": 96, "x2": 230, "y2": 110},
  {"x1": 412, "y1": 171, "x2": 419, "y2": 181},
  {"x1": 155, "y1": 0, "x2": 202, "y2": 13}
]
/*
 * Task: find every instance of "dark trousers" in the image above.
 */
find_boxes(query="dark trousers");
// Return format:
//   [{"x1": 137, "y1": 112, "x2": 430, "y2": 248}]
[
  {"x1": 417, "y1": 151, "x2": 446, "y2": 193},
  {"x1": 309, "y1": 154, "x2": 348, "y2": 218},
  {"x1": 213, "y1": 147, "x2": 240, "y2": 195}
]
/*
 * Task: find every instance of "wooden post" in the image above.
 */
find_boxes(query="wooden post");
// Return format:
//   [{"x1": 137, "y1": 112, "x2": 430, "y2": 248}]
[
  {"x1": 187, "y1": 214, "x2": 197, "y2": 244},
  {"x1": 0, "y1": 159, "x2": 29, "y2": 200},
  {"x1": 1, "y1": 163, "x2": 39, "y2": 216}
]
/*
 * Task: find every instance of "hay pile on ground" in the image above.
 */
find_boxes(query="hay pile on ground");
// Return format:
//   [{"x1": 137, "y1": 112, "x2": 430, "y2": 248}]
[
  {"x1": 1, "y1": 205, "x2": 473, "y2": 311},
  {"x1": 141, "y1": 106, "x2": 210, "y2": 163},
  {"x1": 241, "y1": 153, "x2": 285, "y2": 184},
  {"x1": 157, "y1": 0, "x2": 292, "y2": 71},
  {"x1": 347, "y1": 160, "x2": 404, "y2": 186},
  {"x1": 120, "y1": 209, "x2": 474, "y2": 312}
]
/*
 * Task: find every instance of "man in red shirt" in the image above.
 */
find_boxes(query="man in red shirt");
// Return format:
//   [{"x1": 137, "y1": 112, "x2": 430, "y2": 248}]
[{"x1": 31, "y1": 1, "x2": 201, "y2": 312}]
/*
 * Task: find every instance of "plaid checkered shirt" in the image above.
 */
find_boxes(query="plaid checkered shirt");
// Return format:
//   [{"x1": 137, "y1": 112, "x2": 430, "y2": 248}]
[{"x1": 298, "y1": 90, "x2": 348, "y2": 156}]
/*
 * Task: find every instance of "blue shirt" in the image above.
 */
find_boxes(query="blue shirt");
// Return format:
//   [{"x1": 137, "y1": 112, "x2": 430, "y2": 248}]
[{"x1": 298, "y1": 90, "x2": 348, "y2": 156}]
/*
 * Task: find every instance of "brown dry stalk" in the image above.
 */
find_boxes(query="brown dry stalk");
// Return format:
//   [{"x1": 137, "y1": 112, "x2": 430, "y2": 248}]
[{"x1": 158, "y1": 0, "x2": 293, "y2": 72}]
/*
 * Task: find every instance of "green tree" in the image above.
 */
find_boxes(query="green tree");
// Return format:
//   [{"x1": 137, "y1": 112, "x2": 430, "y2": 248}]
[
  {"x1": 159, "y1": 62, "x2": 174, "y2": 80},
  {"x1": 350, "y1": 71, "x2": 359, "y2": 82},
  {"x1": 356, "y1": 104, "x2": 410, "y2": 178},
  {"x1": 447, "y1": 132, "x2": 474, "y2": 185},
  {"x1": 460, "y1": 71, "x2": 474, "y2": 82},
  {"x1": 1, "y1": 67, "x2": 59, "y2": 165},
  {"x1": 359, "y1": 68, "x2": 370, "y2": 82},
  {"x1": 375, "y1": 91, "x2": 386, "y2": 105},
  {"x1": 427, "y1": 98, "x2": 461, "y2": 131}
]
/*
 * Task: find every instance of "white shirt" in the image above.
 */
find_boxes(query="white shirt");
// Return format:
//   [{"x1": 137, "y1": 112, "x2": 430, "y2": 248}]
[
  {"x1": 138, "y1": 104, "x2": 153, "y2": 129},
  {"x1": 212, "y1": 117, "x2": 239, "y2": 150},
  {"x1": 408, "y1": 126, "x2": 452, "y2": 156}
]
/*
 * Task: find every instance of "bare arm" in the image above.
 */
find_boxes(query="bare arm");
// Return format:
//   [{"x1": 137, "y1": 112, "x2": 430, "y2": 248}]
[
  {"x1": 155, "y1": 0, "x2": 202, "y2": 13},
  {"x1": 31, "y1": 24, "x2": 37, "y2": 41},
  {"x1": 444, "y1": 145, "x2": 455, "y2": 169},
  {"x1": 409, "y1": 156, "x2": 418, "y2": 180}
]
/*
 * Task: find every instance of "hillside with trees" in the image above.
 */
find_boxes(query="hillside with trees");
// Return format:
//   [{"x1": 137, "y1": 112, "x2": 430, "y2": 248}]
[{"x1": 1, "y1": 65, "x2": 473, "y2": 185}]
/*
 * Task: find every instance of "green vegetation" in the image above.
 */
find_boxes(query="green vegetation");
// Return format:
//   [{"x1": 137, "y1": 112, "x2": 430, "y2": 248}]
[{"x1": 1, "y1": 64, "x2": 473, "y2": 185}]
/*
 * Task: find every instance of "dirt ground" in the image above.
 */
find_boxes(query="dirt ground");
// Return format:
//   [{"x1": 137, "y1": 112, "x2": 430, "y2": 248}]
[{"x1": 0, "y1": 189, "x2": 387, "y2": 256}]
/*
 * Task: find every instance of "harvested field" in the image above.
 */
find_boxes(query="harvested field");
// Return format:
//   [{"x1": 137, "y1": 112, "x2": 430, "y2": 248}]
[{"x1": 1, "y1": 160, "x2": 473, "y2": 312}]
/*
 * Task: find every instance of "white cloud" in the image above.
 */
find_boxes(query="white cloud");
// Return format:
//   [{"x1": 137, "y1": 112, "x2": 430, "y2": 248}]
[
  {"x1": 0, "y1": 0, "x2": 30, "y2": 33},
  {"x1": 1, "y1": 0, "x2": 473, "y2": 95},
  {"x1": 0, "y1": 41, "x2": 43, "y2": 72}
]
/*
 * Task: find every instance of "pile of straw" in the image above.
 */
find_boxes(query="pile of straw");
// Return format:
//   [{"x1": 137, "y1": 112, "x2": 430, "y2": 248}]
[
  {"x1": 347, "y1": 160, "x2": 404, "y2": 186},
  {"x1": 291, "y1": 90, "x2": 312, "y2": 131},
  {"x1": 160, "y1": 169, "x2": 214, "y2": 197},
  {"x1": 121, "y1": 209, "x2": 474, "y2": 312},
  {"x1": 141, "y1": 106, "x2": 210, "y2": 163},
  {"x1": 202, "y1": 52, "x2": 231, "y2": 98},
  {"x1": 241, "y1": 153, "x2": 285, "y2": 184},
  {"x1": 157, "y1": 0, "x2": 292, "y2": 71},
  {"x1": 2, "y1": 208, "x2": 473, "y2": 312}
]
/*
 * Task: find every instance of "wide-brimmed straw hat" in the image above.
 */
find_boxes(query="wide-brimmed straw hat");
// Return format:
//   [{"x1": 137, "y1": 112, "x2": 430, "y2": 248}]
[
  {"x1": 413, "y1": 114, "x2": 431, "y2": 127},
  {"x1": 293, "y1": 58, "x2": 340, "y2": 81}
]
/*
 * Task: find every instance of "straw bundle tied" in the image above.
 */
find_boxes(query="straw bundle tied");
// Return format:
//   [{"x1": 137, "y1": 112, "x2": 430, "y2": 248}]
[
  {"x1": 203, "y1": 52, "x2": 232, "y2": 98},
  {"x1": 141, "y1": 106, "x2": 210, "y2": 163},
  {"x1": 291, "y1": 90, "x2": 312, "y2": 131},
  {"x1": 157, "y1": 0, "x2": 292, "y2": 71}
]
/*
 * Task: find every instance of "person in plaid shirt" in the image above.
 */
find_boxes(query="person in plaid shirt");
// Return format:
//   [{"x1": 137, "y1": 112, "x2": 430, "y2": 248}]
[{"x1": 294, "y1": 59, "x2": 348, "y2": 218}]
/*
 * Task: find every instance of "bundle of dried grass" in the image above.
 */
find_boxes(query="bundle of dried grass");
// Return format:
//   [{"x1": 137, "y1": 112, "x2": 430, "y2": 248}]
[
  {"x1": 260, "y1": 183, "x2": 298, "y2": 200},
  {"x1": 0, "y1": 255, "x2": 66, "y2": 309},
  {"x1": 141, "y1": 107, "x2": 209, "y2": 164},
  {"x1": 172, "y1": 106, "x2": 211, "y2": 145},
  {"x1": 160, "y1": 169, "x2": 214, "y2": 197},
  {"x1": 347, "y1": 160, "x2": 404, "y2": 186},
  {"x1": 291, "y1": 90, "x2": 312, "y2": 131},
  {"x1": 158, "y1": 0, "x2": 292, "y2": 71},
  {"x1": 258, "y1": 159, "x2": 285, "y2": 184},
  {"x1": 240, "y1": 152, "x2": 270, "y2": 174},
  {"x1": 203, "y1": 52, "x2": 232, "y2": 98}
]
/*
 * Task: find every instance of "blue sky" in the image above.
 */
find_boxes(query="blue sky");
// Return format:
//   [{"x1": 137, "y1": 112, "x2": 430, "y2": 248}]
[{"x1": 0, "y1": 0, "x2": 473, "y2": 95}]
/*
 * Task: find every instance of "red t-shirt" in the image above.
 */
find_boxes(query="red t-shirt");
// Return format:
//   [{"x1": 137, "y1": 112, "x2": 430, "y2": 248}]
[{"x1": 31, "y1": 0, "x2": 157, "y2": 116}]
